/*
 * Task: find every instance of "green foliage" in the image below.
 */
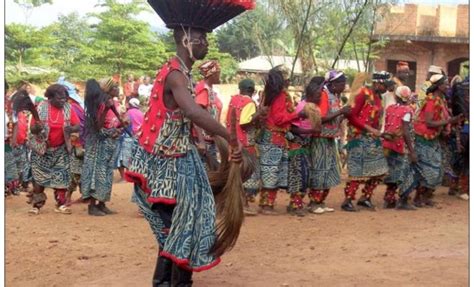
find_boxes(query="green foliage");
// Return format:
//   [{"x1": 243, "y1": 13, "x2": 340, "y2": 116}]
[
  {"x1": 88, "y1": 0, "x2": 167, "y2": 77},
  {"x1": 14, "y1": 0, "x2": 53, "y2": 7},
  {"x1": 216, "y1": 3, "x2": 289, "y2": 60}
]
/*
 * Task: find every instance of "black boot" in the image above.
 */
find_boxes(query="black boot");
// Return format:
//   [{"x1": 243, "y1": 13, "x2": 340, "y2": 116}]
[
  {"x1": 97, "y1": 202, "x2": 117, "y2": 214},
  {"x1": 357, "y1": 197, "x2": 376, "y2": 210},
  {"x1": 153, "y1": 257, "x2": 172, "y2": 287},
  {"x1": 172, "y1": 264, "x2": 193, "y2": 287},
  {"x1": 396, "y1": 196, "x2": 417, "y2": 211},
  {"x1": 88, "y1": 204, "x2": 106, "y2": 216},
  {"x1": 341, "y1": 198, "x2": 357, "y2": 212},
  {"x1": 423, "y1": 189, "x2": 435, "y2": 207}
]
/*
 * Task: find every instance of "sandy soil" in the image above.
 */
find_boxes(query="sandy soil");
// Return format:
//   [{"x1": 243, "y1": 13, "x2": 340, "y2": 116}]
[{"x1": 5, "y1": 173, "x2": 468, "y2": 287}]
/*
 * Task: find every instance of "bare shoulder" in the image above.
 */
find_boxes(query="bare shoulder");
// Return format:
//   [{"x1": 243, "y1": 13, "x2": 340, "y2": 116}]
[{"x1": 165, "y1": 70, "x2": 187, "y2": 88}]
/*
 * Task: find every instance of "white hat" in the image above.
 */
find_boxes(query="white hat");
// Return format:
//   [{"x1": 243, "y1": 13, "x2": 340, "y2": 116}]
[
  {"x1": 129, "y1": 98, "x2": 140, "y2": 108},
  {"x1": 429, "y1": 74, "x2": 445, "y2": 84},
  {"x1": 428, "y1": 65, "x2": 443, "y2": 74}
]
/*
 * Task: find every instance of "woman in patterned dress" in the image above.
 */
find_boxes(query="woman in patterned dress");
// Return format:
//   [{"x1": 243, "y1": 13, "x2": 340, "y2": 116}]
[
  {"x1": 412, "y1": 74, "x2": 464, "y2": 207},
  {"x1": 28, "y1": 84, "x2": 81, "y2": 215},
  {"x1": 82, "y1": 79, "x2": 122, "y2": 216}
]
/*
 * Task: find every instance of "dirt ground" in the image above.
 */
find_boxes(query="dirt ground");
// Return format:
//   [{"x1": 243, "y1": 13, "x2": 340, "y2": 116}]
[{"x1": 5, "y1": 173, "x2": 468, "y2": 287}]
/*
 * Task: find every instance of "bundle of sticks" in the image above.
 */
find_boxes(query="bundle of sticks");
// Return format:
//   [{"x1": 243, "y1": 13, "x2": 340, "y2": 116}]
[{"x1": 207, "y1": 109, "x2": 255, "y2": 257}]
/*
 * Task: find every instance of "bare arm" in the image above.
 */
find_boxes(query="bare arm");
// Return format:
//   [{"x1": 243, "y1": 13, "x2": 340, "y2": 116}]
[
  {"x1": 425, "y1": 111, "x2": 462, "y2": 128},
  {"x1": 166, "y1": 71, "x2": 230, "y2": 142},
  {"x1": 402, "y1": 121, "x2": 416, "y2": 163}
]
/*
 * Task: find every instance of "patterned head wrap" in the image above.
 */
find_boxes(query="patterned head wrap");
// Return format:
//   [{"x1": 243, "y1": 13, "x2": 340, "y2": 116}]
[
  {"x1": 395, "y1": 86, "x2": 411, "y2": 102},
  {"x1": 324, "y1": 70, "x2": 346, "y2": 83},
  {"x1": 198, "y1": 60, "x2": 221, "y2": 79},
  {"x1": 372, "y1": 71, "x2": 391, "y2": 84},
  {"x1": 396, "y1": 61, "x2": 410, "y2": 72},
  {"x1": 129, "y1": 98, "x2": 140, "y2": 108},
  {"x1": 98, "y1": 78, "x2": 116, "y2": 93},
  {"x1": 428, "y1": 65, "x2": 443, "y2": 74},
  {"x1": 57, "y1": 76, "x2": 84, "y2": 109}
]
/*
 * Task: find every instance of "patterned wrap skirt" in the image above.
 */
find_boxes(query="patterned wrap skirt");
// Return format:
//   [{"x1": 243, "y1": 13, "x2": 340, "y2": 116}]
[
  {"x1": 440, "y1": 138, "x2": 456, "y2": 178},
  {"x1": 12, "y1": 144, "x2": 28, "y2": 179},
  {"x1": 128, "y1": 143, "x2": 219, "y2": 271},
  {"x1": 384, "y1": 150, "x2": 416, "y2": 197},
  {"x1": 257, "y1": 143, "x2": 289, "y2": 190},
  {"x1": 346, "y1": 135, "x2": 388, "y2": 180},
  {"x1": 5, "y1": 144, "x2": 19, "y2": 183},
  {"x1": 412, "y1": 137, "x2": 443, "y2": 189},
  {"x1": 70, "y1": 147, "x2": 84, "y2": 175},
  {"x1": 81, "y1": 129, "x2": 119, "y2": 202},
  {"x1": 242, "y1": 147, "x2": 260, "y2": 196},
  {"x1": 287, "y1": 135, "x2": 310, "y2": 194},
  {"x1": 309, "y1": 137, "x2": 341, "y2": 189},
  {"x1": 31, "y1": 145, "x2": 70, "y2": 189},
  {"x1": 115, "y1": 133, "x2": 134, "y2": 169}
]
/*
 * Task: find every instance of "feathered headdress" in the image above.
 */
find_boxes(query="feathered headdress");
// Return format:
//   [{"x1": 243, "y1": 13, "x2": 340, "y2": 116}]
[{"x1": 148, "y1": 0, "x2": 256, "y2": 32}]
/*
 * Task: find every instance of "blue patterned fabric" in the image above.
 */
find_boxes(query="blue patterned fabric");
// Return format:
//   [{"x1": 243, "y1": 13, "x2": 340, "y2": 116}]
[
  {"x1": 115, "y1": 132, "x2": 134, "y2": 169},
  {"x1": 346, "y1": 135, "x2": 388, "y2": 179},
  {"x1": 258, "y1": 143, "x2": 289, "y2": 189},
  {"x1": 309, "y1": 138, "x2": 341, "y2": 189},
  {"x1": 131, "y1": 145, "x2": 219, "y2": 270},
  {"x1": 31, "y1": 145, "x2": 70, "y2": 189},
  {"x1": 81, "y1": 129, "x2": 118, "y2": 202},
  {"x1": 384, "y1": 150, "x2": 416, "y2": 197},
  {"x1": 242, "y1": 151, "x2": 260, "y2": 196},
  {"x1": 5, "y1": 145, "x2": 19, "y2": 183},
  {"x1": 12, "y1": 144, "x2": 28, "y2": 179},
  {"x1": 412, "y1": 137, "x2": 443, "y2": 189}
]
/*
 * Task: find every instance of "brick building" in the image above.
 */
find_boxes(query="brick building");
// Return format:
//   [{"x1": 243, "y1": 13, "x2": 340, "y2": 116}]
[{"x1": 372, "y1": 4, "x2": 469, "y2": 92}]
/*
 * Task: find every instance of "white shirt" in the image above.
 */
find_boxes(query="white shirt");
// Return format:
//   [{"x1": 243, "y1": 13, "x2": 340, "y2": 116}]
[{"x1": 138, "y1": 84, "x2": 153, "y2": 98}]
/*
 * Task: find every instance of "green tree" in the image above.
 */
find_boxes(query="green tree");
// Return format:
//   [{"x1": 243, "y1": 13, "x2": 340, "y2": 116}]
[
  {"x1": 45, "y1": 12, "x2": 93, "y2": 79},
  {"x1": 88, "y1": 0, "x2": 167, "y2": 78},
  {"x1": 14, "y1": 0, "x2": 53, "y2": 24},
  {"x1": 5, "y1": 23, "x2": 54, "y2": 69}
]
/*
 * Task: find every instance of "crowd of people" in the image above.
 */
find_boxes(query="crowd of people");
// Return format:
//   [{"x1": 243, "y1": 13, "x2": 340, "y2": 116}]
[
  {"x1": 4, "y1": 0, "x2": 470, "y2": 284},
  {"x1": 4, "y1": 60, "x2": 469, "y2": 216}
]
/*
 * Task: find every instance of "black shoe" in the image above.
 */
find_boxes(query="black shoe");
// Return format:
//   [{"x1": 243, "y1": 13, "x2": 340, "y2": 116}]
[
  {"x1": 153, "y1": 257, "x2": 172, "y2": 287},
  {"x1": 97, "y1": 202, "x2": 117, "y2": 215},
  {"x1": 172, "y1": 264, "x2": 193, "y2": 287},
  {"x1": 396, "y1": 198, "x2": 417, "y2": 211},
  {"x1": 357, "y1": 198, "x2": 376, "y2": 210},
  {"x1": 341, "y1": 199, "x2": 357, "y2": 212},
  {"x1": 287, "y1": 206, "x2": 306, "y2": 217},
  {"x1": 383, "y1": 201, "x2": 396, "y2": 209},
  {"x1": 88, "y1": 204, "x2": 106, "y2": 216}
]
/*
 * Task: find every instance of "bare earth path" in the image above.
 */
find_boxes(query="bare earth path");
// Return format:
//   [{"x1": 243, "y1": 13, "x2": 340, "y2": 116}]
[{"x1": 6, "y1": 174, "x2": 468, "y2": 287}]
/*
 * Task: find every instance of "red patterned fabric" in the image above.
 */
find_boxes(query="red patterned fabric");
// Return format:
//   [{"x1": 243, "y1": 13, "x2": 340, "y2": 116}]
[
  {"x1": 226, "y1": 94, "x2": 255, "y2": 146},
  {"x1": 30, "y1": 103, "x2": 80, "y2": 147},
  {"x1": 384, "y1": 184, "x2": 398, "y2": 203},
  {"x1": 414, "y1": 94, "x2": 450, "y2": 140},
  {"x1": 15, "y1": 111, "x2": 28, "y2": 145},
  {"x1": 382, "y1": 104, "x2": 412, "y2": 154},
  {"x1": 347, "y1": 87, "x2": 382, "y2": 139},
  {"x1": 264, "y1": 91, "x2": 299, "y2": 146},
  {"x1": 318, "y1": 88, "x2": 342, "y2": 138},
  {"x1": 137, "y1": 57, "x2": 184, "y2": 154},
  {"x1": 344, "y1": 180, "x2": 361, "y2": 200},
  {"x1": 308, "y1": 189, "x2": 324, "y2": 204}
]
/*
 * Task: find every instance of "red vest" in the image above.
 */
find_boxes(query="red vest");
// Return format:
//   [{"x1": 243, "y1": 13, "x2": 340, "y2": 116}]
[
  {"x1": 226, "y1": 94, "x2": 255, "y2": 147},
  {"x1": 414, "y1": 94, "x2": 450, "y2": 140},
  {"x1": 382, "y1": 104, "x2": 412, "y2": 154},
  {"x1": 137, "y1": 57, "x2": 192, "y2": 156}
]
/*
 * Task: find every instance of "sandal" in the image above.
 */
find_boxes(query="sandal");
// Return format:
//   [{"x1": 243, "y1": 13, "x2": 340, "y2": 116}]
[
  {"x1": 54, "y1": 205, "x2": 72, "y2": 215},
  {"x1": 28, "y1": 207, "x2": 40, "y2": 215}
]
